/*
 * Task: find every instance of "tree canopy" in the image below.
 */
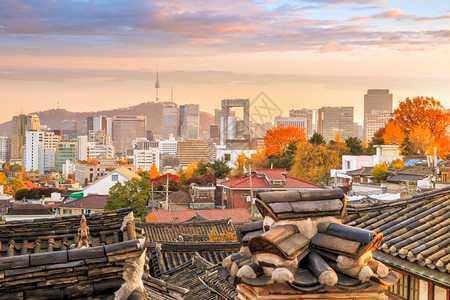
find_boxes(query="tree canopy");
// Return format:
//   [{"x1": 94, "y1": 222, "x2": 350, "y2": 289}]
[{"x1": 264, "y1": 125, "x2": 307, "y2": 156}]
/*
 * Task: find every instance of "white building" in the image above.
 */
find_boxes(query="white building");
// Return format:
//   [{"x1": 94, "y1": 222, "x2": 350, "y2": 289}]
[
  {"x1": 274, "y1": 116, "x2": 307, "y2": 130},
  {"x1": 62, "y1": 159, "x2": 76, "y2": 175},
  {"x1": 0, "y1": 136, "x2": 10, "y2": 161},
  {"x1": 25, "y1": 131, "x2": 44, "y2": 173},
  {"x1": 44, "y1": 132, "x2": 61, "y2": 149},
  {"x1": 365, "y1": 110, "x2": 391, "y2": 142},
  {"x1": 77, "y1": 131, "x2": 114, "y2": 160},
  {"x1": 133, "y1": 148, "x2": 159, "y2": 171},
  {"x1": 216, "y1": 147, "x2": 257, "y2": 168},
  {"x1": 159, "y1": 137, "x2": 178, "y2": 156},
  {"x1": 77, "y1": 135, "x2": 88, "y2": 161},
  {"x1": 82, "y1": 166, "x2": 140, "y2": 197}
]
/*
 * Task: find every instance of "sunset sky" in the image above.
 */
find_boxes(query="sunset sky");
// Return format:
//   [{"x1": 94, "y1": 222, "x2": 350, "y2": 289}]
[{"x1": 1, "y1": 0, "x2": 449, "y2": 125}]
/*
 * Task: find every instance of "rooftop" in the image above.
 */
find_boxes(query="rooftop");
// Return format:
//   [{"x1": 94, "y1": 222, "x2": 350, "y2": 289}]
[
  {"x1": 58, "y1": 194, "x2": 109, "y2": 210},
  {"x1": 146, "y1": 208, "x2": 251, "y2": 224}
]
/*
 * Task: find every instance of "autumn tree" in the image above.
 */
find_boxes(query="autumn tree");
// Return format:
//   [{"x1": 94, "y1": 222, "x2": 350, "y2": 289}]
[
  {"x1": 184, "y1": 162, "x2": 197, "y2": 179},
  {"x1": 2, "y1": 163, "x2": 10, "y2": 177},
  {"x1": 247, "y1": 148, "x2": 268, "y2": 169},
  {"x1": 4, "y1": 179, "x2": 25, "y2": 196},
  {"x1": 149, "y1": 164, "x2": 160, "y2": 179},
  {"x1": 106, "y1": 178, "x2": 150, "y2": 220},
  {"x1": 0, "y1": 172, "x2": 6, "y2": 184},
  {"x1": 389, "y1": 158, "x2": 404, "y2": 170},
  {"x1": 289, "y1": 143, "x2": 340, "y2": 184},
  {"x1": 264, "y1": 125, "x2": 307, "y2": 156},
  {"x1": 371, "y1": 162, "x2": 389, "y2": 183},
  {"x1": 382, "y1": 120, "x2": 405, "y2": 146},
  {"x1": 232, "y1": 152, "x2": 248, "y2": 178}
]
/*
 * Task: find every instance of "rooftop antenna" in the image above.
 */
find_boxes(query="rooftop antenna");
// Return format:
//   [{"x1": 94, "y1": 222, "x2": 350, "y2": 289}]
[{"x1": 155, "y1": 66, "x2": 160, "y2": 103}]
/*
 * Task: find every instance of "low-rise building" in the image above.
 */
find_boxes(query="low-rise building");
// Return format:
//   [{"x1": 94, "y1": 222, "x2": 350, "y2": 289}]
[
  {"x1": 82, "y1": 166, "x2": 140, "y2": 197},
  {"x1": 74, "y1": 157, "x2": 134, "y2": 184},
  {"x1": 219, "y1": 168, "x2": 322, "y2": 209},
  {"x1": 5, "y1": 203, "x2": 54, "y2": 221},
  {"x1": 57, "y1": 194, "x2": 109, "y2": 216},
  {"x1": 133, "y1": 148, "x2": 159, "y2": 171}
]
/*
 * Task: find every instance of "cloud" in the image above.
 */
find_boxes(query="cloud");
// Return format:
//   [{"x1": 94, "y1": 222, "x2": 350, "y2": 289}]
[
  {"x1": 414, "y1": 14, "x2": 450, "y2": 22},
  {"x1": 318, "y1": 42, "x2": 353, "y2": 53},
  {"x1": 373, "y1": 9, "x2": 415, "y2": 19}
]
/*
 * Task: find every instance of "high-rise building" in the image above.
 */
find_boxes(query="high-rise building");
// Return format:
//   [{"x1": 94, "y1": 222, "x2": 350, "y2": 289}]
[
  {"x1": 77, "y1": 136, "x2": 88, "y2": 161},
  {"x1": 0, "y1": 136, "x2": 10, "y2": 162},
  {"x1": 86, "y1": 130, "x2": 114, "y2": 158},
  {"x1": 60, "y1": 120, "x2": 78, "y2": 141},
  {"x1": 11, "y1": 114, "x2": 40, "y2": 161},
  {"x1": 55, "y1": 142, "x2": 77, "y2": 172},
  {"x1": 159, "y1": 137, "x2": 178, "y2": 156},
  {"x1": 162, "y1": 104, "x2": 178, "y2": 139},
  {"x1": 364, "y1": 89, "x2": 393, "y2": 141},
  {"x1": 132, "y1": 137, "x2": 158, "y2": 150},
  {"x1": 44, "y1": 132, "x2": 61, "y2": 149},
  {"x1": 274, "y1": 116, "x2": 307, "y2": 129},
  {"x1": 210, "y1": 125, "x2": 219, "y2": 143},
  {"x1": 289, "y1": 109, "x2": 315, "y2": 137},
  {"x1": 180, "y1": 104, "x2": 200, "y2": 139},
  {"x1": 24, "y1": 131, "x2": 44, "y2": 173},
  {"x1": 42, "y1": 131, "x2": 61, "y2": 172},
  {"x1": 112, "y1": 116, "x2": 146, "y2": 157},
  {"x1": 220, "y1": 99, "x2": 250, "y2": 145},
  {"x1": 177, "y1": 139, "x2": 213, "y2": 167},
  {"x1": 365, "y1": 111, "x2": 392, "y2": 141},
  {"x1": 318, "y1": 107, "x2": 354, "y2": 141},
  {"x1": 87, "y1": 116, "x2": 113, "y2": 136}
]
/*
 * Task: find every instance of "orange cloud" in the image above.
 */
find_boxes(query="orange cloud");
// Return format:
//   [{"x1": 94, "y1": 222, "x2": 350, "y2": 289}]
[{"x1": 318, "y1": 43, "x2": 352, "y2": 53}]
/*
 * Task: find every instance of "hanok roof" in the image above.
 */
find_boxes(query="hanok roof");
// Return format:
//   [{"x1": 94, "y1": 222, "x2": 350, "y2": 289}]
[
  {"x1": 221, "y1": 172, "x2": 321, "y2": 189},
  {"x1": 386, "y1": 174, "x2": 426, "y2": 183},
  {"x1": 395, "y1": 165, "x2": 433, "y2": 176},
  {"x1": 146, "y1": 208, "x2": 251, "y2": 224},
  {"x1": 344, "y1": 186, "x2": 450, "y2": 288},
  {"x1": 138, "y1": 218, "x2": 234, "y2": 243},
  {"x1": 346, "y1": 167, "x2": 374, "y2": 177},
  {"x1": 149, "y1": 241, "x2": 241, "y2": 278},
  {"x1": 58, "y1": 194, "x2": 109, "y2": 210},
  {"x1": 219, "y1": 189, "x2": 402, "y2": 299},
  {"x1": 163, "y1": 254, "x2": 219, "y2": 300},
  {"x1": 0, "y1": 208, "x2": 135, "y2": 257},
  {"x1": 6, "y1": 203, "x2": 53, "y2": 216}
]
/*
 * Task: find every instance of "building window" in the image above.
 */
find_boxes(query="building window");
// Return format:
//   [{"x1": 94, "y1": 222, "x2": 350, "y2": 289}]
[
  {"x1": 63, "y1": 209, "x2": 72, "y2": 215},
  {"x1": 224, "y1": 154, "x2": 231, "y2": 161},
  {"x1": 111, "y1": 174, "x2": 118, "y2": 182},
  {"x1": 82, "y1": 209, "x2": 91, "y2": 214},
  {"x1": 388, "y1": 274, "x2": 419, "y2": 300}
]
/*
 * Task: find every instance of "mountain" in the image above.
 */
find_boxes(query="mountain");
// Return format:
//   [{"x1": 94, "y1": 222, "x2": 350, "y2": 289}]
[{"x1": 0, "y1": 101, "x2": 214, "y2": 138}]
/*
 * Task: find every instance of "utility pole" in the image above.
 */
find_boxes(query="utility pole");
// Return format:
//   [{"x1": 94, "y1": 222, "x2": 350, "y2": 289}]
[
  {"x1": 165, "y1": 175, "x2": 169, "y2": 210},
  {"x1": 151, "y1": 182, "x2": 155, "y2": 210},
  {"x1": 249, "y1": 165, "x2": 254, "y2": 218}
]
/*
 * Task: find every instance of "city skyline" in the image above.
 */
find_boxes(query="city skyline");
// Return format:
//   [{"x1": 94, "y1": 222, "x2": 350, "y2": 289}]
[{"x1": 1, "y1": 0, "x2": 449, "y2": 125}]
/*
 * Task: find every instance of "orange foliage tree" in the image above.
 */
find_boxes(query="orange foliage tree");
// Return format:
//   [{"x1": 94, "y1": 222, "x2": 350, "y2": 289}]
[
  {"x1": 382, "y1": 120, "x2": 405, "y2": 146},
  {"x1": 264, "y1": 125, "x2": 307, "y2": 157},
  {"x1": 184, "y1": 162, "x2": 197, "y2": 179},
  {"x1": 390, "y1": 96, "x2": 450, "y2": 156},
  {"x1": 149, "y1": 164, "x2": 160, "y2": 179},
  {"x1": 248, "y1": 148, "x2": 268, "y2": 169}
]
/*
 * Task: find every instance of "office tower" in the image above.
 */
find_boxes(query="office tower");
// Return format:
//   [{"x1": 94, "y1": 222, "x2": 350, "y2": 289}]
[
  {"x1": 132, "y1": 137, "x2": 158, "y2": 150},
  {"x1": 112, "y1": 116, "x2": 146, "y2": 157},
  {"x1": 364, "y1": 89, "x2": 393, "y2": 141},
  {"x1": 220, "y1": 99, "x2": 249, "y2": 145},
  {"x1": 133, "y1": 148, "x2": 159, "y2": 171},
  {"x1": 25, "y1": 131, "x2": 44, "y2": 173},
  {"x1": 44, "y1": 132, "x2": 61, "y2": 150},
  {"x1": 177, "y1": 139, "x2": 213, "y2": 167},
  {"x1": 365, "y1": 111, "x2": 392, "y2": 141},
  {"x1": 274, "y1": 116, "x2": 307, "y2": 129},
  {"x1": 289, "y1": 109, "x2": 315, "y2": 136},
  {"x1": 77, "y1": 136, "x2": 88, "y2": 161},
  {"x1": 214, "y1": 109, "x2": 222, "y2": 126},
  {"x1": 318, "y1": 107, "x2": 354, "y2": 141},
  {"x1": 210, "y1": 125, "x2": 219, "y2": 143},
  {"x1": 0, "y1": 136, "x2": 10, "y2": 162},
  {"x1": 55, "y1": 142, "x2": 77, "y2": 172},
  {"x1": 60, "y1": 120, "x2": 78, "y2": 141},
  {"x1": 42, "y1": 132, "x2": 61, "y2": 172},
  {"x1": 87, "y1": 130, "x2": 114, "y2": 158},
  {"x1": 162, "y1": 104, "x2": 178, "y2": 139},
  {"x1": 227, "y1": 116, "x2": 236, "y2": 140},
  {"x1": 11, "y1": 114, "x2": 40, "y2": 161},
  {"x1": 180, "y1": 104, "x2": 200, "y2": 140},
  {"x1": 86, "y1": 116, "x2": 113, "y2": 136}
]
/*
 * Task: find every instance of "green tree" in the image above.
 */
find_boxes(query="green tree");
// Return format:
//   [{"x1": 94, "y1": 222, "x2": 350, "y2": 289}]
[
  {"x1": 308, "y1": 132, "x2": 326, "y2": 146},
  {"x1": 371, "y1": 162, "x2": 389, "y2": 183},
  {"x1": 10, "y1": 164, "x2": 22, "y2": 174},
  {"x1": 209, "y1": 160, "x2": 231, "y2": 179},
  {"x1": 289, "y1": 143, "x2": 340, "y2": 184},
  {"x1": 105, "y1": 178, "x2": 150, "y2": 220},
  {"x1": 345, "y1": 137, "x2": 363, "y2": 155}
]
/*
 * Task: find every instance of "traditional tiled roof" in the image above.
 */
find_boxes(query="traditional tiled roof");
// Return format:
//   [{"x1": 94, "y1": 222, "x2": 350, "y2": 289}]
[
  {"x1": 346, "y1": 167, "x2": 374, "y2": 177},
  {"x1": 395, "y1": 165, "x2": 432, "y2": 176},
  {"x1": 137, "y1": 218, "x2": 234, "y2": 242},
  {"x1": 386, "y1": 174, "x2": 426, "y2": 183},
  {"x1": 142, "y1": 273, "x2": 189, "y2": 299},
  {"x1": 146, "y1": 208, "x2": 251, "y2": 224},
  {"x1": 149, "y1": 241, "x2": 240, "y2": 278},
  {"x1": 202, "y1": 262, "x2": 238, "y2": 300},
  {"x1": 0, "y1": 208, "x2": 136, "y2": 257},
  {"x1": 219, "y1": 189, "x2": 401, "y2": 299},
  {"x1": 6, "y1": 203, "x2": 53, "y2": 216},
  {"x1": 58, "y1": 194, "x2": 109, "y2": 209},
  {"x1": 163, "y1": 254, "x2": 219, "y2": 300},
  {"x1": 343, "y1": 186, "x2": 450, "y2": 288},
  {"x1": 0, "y1": 207, "x2": 148, "y2": 299}
]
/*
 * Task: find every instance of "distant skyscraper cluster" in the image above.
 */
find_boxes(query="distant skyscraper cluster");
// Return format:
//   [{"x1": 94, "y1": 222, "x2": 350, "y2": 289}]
[{"x1": 1, "y1": 68, "x2": 395, "y2": 180}]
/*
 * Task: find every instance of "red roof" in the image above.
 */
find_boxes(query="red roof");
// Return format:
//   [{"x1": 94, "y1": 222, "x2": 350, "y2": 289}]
[
  {"x1": 221, "y1": 173, "x2": 321, "y2": 189},
  {"x1": 255, "y1": 168, "x2": 287, "y2": 181},
  {"x1": 146, "y1": 208, "x2": 251, "y2": 224},
  {"x1": 24, "y1": 182, "x2": 45, "y2": 189}
]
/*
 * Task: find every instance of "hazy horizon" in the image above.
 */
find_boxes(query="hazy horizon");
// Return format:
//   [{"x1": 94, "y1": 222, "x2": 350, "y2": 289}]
[{"x1": 1, "y1": 0, "x2": 449, "y2": 125}]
